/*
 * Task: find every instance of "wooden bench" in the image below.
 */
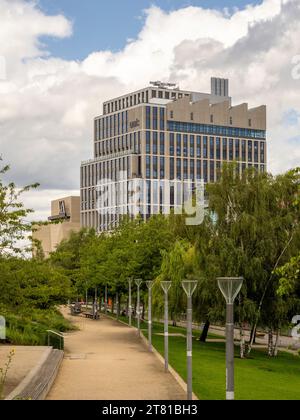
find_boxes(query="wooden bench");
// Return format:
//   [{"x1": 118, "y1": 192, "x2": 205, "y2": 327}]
[{"x1": 83, "y1": 312, "x2": 100, "y2": 320}]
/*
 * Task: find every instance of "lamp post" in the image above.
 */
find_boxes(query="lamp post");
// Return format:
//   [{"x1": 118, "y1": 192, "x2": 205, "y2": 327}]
[
  {"x1": 135, "y1": 279, "x2": 143, "y2": 336},
  {"x1": 161, "y1": 281, "x2": 172, "y2": 371},
  {"x1": 217, "y1": 277, "x2": 244, "y2": 401},
  {"x1": 182, "y1": 280, "x2": 198, "y2": 400},
  {"x1": 146, "y1": 281, "x2": 154, "y2": 352},
  {"x1": 128, "y1": 278, "x2": 133, "y2": 327}
]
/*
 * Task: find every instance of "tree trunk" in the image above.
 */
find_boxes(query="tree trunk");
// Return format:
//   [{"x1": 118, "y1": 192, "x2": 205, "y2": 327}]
[
  {"x1": 111, "y1": 297, "x2": 114, "y2": 315},
  {"x1": 239, "y1": 323, "x2": 246, "y2": 358},
  {"x1": 268, "y1": 328, "x2": 274, "y2": 357},
  {"x1": 200, "y1": 320, "x2": 210, "y2": 343},
  {"x1": 142, "y1": 300, "x2": 145, "y2": 320},
  {"x1": 249, "y1": 325, "x2": 256, "y2": 346}
]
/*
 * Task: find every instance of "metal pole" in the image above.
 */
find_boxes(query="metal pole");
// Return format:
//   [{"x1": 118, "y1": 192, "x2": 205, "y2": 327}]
[
  {"x1": 128, "y1": 279, "x2": 132, "y2": 327},
  {"x1": 105, "y1": 285, "x2": 108, "y2": 315},
  {"x1": 226, "y1": 303, "x2": 234, "y2": 400},
  {"x1": 148, "y1": 286, "x2": 152, "y2": 351},
  {"x1": 187, "y1": 295, "x2": 193, "y2": 400},
  {"x1": 164, "y1": 291, "x2": 169, "y2": 371},
  {"x1": 137, "y1": 284, "x2": 140, "y2": 336}
]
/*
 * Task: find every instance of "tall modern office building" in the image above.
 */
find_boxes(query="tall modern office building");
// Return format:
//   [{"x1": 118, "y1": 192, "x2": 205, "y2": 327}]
[{"x1": 81, "y1": 77, "x2": 266, "y2": 232}]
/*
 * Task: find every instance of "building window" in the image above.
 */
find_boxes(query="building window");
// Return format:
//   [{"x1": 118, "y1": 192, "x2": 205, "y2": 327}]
[
  {"x1": 183, "y1": 135, "x2": 188, "y2": 157},
  {"x1": 160, "y1": 108, "x2": 165, "y2": 131},
  {"x1": 203, "y1": 136, "x2": 208, "y2": 159},
  {"x1": 165, "y1": 92, "x2": 170, "y2": 99},
  {"x1": 146, "y1": 106, "x2": 151, "y2": 129},
  {"x1": 190, "y1": 135, "x2": 195, "y2": 158},
  {"x1": 235, "y1": 139, "x2": 240, "y2": 160},
  {"x1": 260, "y1": 142, "x2": 265, "y2": 163},
  {"x1": 146, "y1": 131, "x2": 151, "y2": 154},
  {"x1": 254, "y1": 141, "x2": 259, "y2": 163},
  {"x1": 153, "y1": 156, "x2": 158, "y2": 179},
  {"x1": 153, "y1": 132, "x2": 158, "y2": 154},
  {"x1": 197, "y1": 160, "x2": 201, "y2": 180},
  {"x1": 160, "y1": 157, "x2": 165, "y2": 178},
  {"x1": 170, "y1": 133, "x2": 174, "y2": 156},
  {"x1": 153, "y1": 107, "x2": 158, "y2": 130},
  {"x1": 152, "y1": 90, "x2": 157, "y2": 98},
  {"x1": 210, "y1": 161, "x2": 215, "y2": 183},
  {"x1": 160, "y1": 132, "x2": 165, "y2": 155},
  {"x1": 210, "y1": 137, "x2": 215, "y2": 159},
  {"x1": 176, "y1": 134, "x2": 181, "y2": 156},
  {"x1": 214, "y1": 137, "x2": 220, "y2": 160},
  {"x1": 170, "y1": 110, "x2": 174, "y2": 119},
  {"x1": 203, "y1": 160, "x2": 208, "y2": 183},
  {"x1": 146, "y1": 156, "x2": 151, "y2": 178},
  {"x1": 242, "y1": 140, "x2": 246, "y2": 161},
  {"x1": 229, "y1": 138, "x2": 234, "y2": 160},
  {"x1": 230, "y1": 116, "x2": 233, "y2": 125},
  {"x1": 158, "y1": 91, "x2": 163, "y2": 99},
  {"x1": 248, "y1": 140, "x2": 253, "y2": 162},
  {"x1": 196, "y1": 136, "x2": 201, "y2": 158},
  {"x1": 176, "y1": 158, "x2": 181, "y2": 179},
  {"x1": 190, "y1": 160, "x2": 195, "y2": 180},
  {"x1": 191, "y1": 113, "x2": 194, "y2": 121},
  {"x1": 210, "y1": 115, "x2": 213, "y2": 123},
  {"x1": 248, "y1": 119, "x2": 252, "y2": 127},
  {"x1": 183, "y1": 159, "x2": 188, "y2": 179},
  {"x1": 170, "y1": 158, "x2": 174, "y2": 180}
]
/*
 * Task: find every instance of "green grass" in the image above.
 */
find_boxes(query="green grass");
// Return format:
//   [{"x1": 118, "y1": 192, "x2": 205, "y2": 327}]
[
  {"x1": 0, "y1": 305, "x2": 76, "y2": 347},
  {"x1": 110, "y1": 313, "x2": 300, "y2": 400}
]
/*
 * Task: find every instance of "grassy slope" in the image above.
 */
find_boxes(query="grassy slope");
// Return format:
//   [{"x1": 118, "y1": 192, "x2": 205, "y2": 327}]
[{"x1": 112, "y1": 314, "x2": 300, "y2": 400}]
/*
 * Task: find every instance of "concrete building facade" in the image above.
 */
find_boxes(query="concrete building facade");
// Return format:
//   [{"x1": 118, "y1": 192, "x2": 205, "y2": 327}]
[
  {"x1": 32, "y1": 196, "x2": 81, "y2": 257},
  {"x1": 81, "y1": 78, "x2": 266, "y2": 232}
]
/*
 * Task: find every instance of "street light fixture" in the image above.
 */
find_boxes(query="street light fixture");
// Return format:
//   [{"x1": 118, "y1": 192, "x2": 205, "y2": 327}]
[
  {"x1": 161, "y1": 281, "x2": 172, "y2": 371},
  {"x1": 135, "y1": 279, "x2": 143, "y2": 336},
  {"x1": 146, "y1": 281, "x2": 154, "y2": 352},
  {"x1": 182, "y1": 280, "x2": 198, "y2": 401},
  {"x1": 217, "y1": 277, "x2": 244, "y2": 401}
]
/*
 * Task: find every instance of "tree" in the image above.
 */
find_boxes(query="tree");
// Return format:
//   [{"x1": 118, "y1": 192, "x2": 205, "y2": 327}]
[{"x1": 0, "y1": 160, "x2": 39, "y2": 255}]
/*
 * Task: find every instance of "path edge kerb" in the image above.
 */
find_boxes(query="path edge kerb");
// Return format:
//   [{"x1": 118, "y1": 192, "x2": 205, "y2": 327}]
[{"x1": 105, "y1": 315, "x2": 198, "y2": 401}]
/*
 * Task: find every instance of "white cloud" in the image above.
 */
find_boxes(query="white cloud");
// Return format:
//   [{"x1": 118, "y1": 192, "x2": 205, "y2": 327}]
[{"x1": 0, "y1": 0, "x2": 300, "y2": 222}]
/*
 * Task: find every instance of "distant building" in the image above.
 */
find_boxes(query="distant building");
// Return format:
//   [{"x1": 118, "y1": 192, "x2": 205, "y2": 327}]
[
  {"x1": 81, "y1": 77, "x2": 267, "y2": 232},
  {"x1": 32, "y1": 196, "x2": 80, "y2": 258}
]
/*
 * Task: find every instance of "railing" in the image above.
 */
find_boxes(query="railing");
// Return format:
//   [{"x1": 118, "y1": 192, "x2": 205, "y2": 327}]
[{"x1": 46, "y1": 330, "x2": 64, "y2": 350}]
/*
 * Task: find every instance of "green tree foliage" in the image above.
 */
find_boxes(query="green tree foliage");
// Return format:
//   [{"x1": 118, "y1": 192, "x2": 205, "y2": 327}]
[{"x1": 0, "y1": 160, "x2": 39, "y2": 255}]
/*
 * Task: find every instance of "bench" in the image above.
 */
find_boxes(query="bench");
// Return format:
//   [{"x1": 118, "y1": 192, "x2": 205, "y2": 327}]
[{"x1": 83, "y1": 312, "x2": 100, "y2": 320}]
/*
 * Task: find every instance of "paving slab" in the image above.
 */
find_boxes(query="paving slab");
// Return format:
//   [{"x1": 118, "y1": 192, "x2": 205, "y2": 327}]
[{"x1": 47, "y1": 308, "x2": 186, "y2": 400}]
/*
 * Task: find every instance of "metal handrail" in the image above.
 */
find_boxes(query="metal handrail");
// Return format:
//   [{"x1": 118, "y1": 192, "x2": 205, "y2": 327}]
[{"x1": 46, "y1": 330, "x2": 64, "y2": 350}]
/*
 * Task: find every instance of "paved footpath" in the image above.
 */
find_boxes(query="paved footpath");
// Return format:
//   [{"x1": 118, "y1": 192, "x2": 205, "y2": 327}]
[{"x1": 47, "y1": 308, "x2": 186, "y2": 400}]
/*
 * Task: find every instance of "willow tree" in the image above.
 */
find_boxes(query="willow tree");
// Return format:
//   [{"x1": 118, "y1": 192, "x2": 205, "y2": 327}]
[{"x1": 204, "y1": 164, "x2": 300, "y2": 355}]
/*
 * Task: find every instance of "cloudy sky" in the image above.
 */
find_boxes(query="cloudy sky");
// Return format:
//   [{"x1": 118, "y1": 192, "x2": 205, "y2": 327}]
[{"x1": 0, "y1": 0, "x2": 300, "y2": 221}]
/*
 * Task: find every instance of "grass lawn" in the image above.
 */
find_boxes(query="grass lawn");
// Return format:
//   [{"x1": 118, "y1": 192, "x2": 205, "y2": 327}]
[{"x1": 109, "y1": 313, "x2": 300, "y2": 400}]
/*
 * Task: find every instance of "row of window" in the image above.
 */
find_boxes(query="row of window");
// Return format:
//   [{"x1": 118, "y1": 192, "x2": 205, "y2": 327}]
[
  {"x1": 95, "y1": 111, "x2": 129, "y2": 141},
  {"x1": 81, "y1": 156, "x2": 132, "y2": 189},
  {"x1": 146, "y1": 156, "x2": 265, "y2": 183},
  {"x1": 95, "y1": 132, "x2": 141, "y2": 157},
  {"x1": 146, "y1": 106, "x2": 165, "y2": 130},
  {"x1": 146, "y1": 132, "x2": 265, "y2": 163},
  {"x1": 168, "y1": 121, "x2": 266, "y2": 140}
]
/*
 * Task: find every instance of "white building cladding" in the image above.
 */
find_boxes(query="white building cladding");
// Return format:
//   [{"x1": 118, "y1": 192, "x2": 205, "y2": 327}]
[{"x1": 80, "y1": 78, "x2": 267, "y2": 232}]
